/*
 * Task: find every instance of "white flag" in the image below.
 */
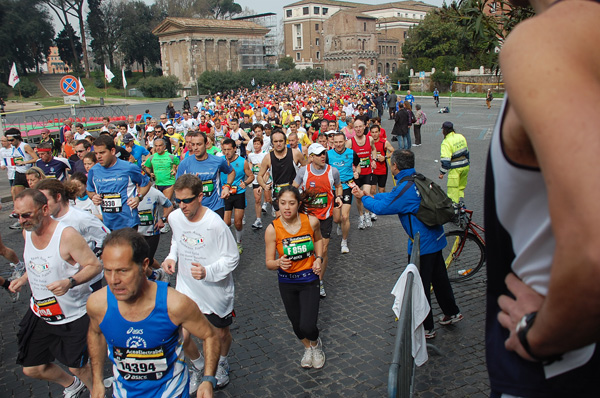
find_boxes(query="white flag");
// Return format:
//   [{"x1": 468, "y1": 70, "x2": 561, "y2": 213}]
[
  {"x1": 8, "y1": 62, "x2": 19, "y2": 88},
  {"x1": 251, "y1": 78, "x2": 255, "y2": 86},
  {"x1": 104, "y1": 64, "x2": 115, "y2": 83},
  {"x1": 122, "y1": 68, "x2": 127, "y2": 89},
  {"x1": 78, "y1": 78, "x2": 86, "y2": 102}
]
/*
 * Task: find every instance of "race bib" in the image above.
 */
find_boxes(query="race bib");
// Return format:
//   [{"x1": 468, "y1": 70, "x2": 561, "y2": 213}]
[
  {"x1": 273, "y1": 183, "x2": 289, "y2": 195},
  {"x1": 309, "y1": 192, "x2": 328, "y2": 208},
  {"x1": 102, "y1": 193, "x2": 123, "y2": 213},
  {"x1": 251, "y1": 164, "x2": 260, "y2": 175},
  {"x1": 359, "y1": 156, "x2": 371, "y2": 168},
  {"x1": 13, "y1": 156, "x2": 23, "y2": 164},
  {"x1": 138, "y1": 210, "x2": 154, "y2": 226},
  {"x1": 113, "y1": 346, "x2": 168, "y2": 381},
  {"x1": 202, "y1": 180, "x2": 215, "y2": 197},
  {"x1": 282, "y1": 234, "x2": 314, "y2": 261},
  {"x1": 33, "y1": 296, "x2": 65, "y2": 323}
]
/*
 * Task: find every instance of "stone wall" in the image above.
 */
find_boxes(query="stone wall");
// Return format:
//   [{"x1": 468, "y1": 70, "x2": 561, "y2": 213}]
[{"x1": 408, "y1": 67, "x2": 504, "y2": 93}]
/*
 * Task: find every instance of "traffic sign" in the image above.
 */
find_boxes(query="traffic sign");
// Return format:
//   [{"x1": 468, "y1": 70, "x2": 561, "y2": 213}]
[
  {"x1": 60, "y1": 75, "x2": 79, "y2": 96},
  {"x1": 63, "y1": 95, "x2": 80, "y2": 104},
  {"x1": 419, "y1": 71, "x2": 425, "y2": 80}
]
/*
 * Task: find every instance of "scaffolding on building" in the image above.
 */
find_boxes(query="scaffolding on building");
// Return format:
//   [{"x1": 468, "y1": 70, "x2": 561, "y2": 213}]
[{"x1": 233, "y1": 12, "x2": 279, "y2": 68}]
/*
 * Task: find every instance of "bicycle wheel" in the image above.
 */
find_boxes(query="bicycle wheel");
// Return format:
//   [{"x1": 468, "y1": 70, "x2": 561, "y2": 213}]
[{"x1": 443, "y1": 230, "x2": 485, "y2": 282}]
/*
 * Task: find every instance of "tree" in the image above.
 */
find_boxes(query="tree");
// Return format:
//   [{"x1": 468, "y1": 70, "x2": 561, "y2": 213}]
[
  {"x1": 56, "y1": 24, "x2": 83, "y2": 71},
  {"x1": 278, "y1": 56, "x2": 296, "y2": 71},
  {"x1": 401, "y1": 10, "x2": 498, "y2": 71},
  {"x1": 210, "y1": 0, "x2": 241, "y2": 19},
  {"x1": 154, "y1": 0, "x2": 242, "y2": 19},
  {"x1": 87, "y1": 0, "x2": 126, "y2": 68},
  {"x1": 119, "y1": 1, "x2": 161, "y2": 77},
  {"x1": 0, "y1": 0, "x2": 54, "y2": 77},
  {"x1": 43, "y1": 0, "x2": 91, "y2": 77}
]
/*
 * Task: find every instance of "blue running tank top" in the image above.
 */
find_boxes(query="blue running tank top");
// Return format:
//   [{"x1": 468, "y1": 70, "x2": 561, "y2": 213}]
[{"x1": 99, "y1": 281, "x2": 189, "y2": 398}]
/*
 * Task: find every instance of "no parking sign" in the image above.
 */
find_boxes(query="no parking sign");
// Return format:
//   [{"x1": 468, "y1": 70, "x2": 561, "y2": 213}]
[{"x1": 60, "y1": 75, "x2": 79, "y2": 96}]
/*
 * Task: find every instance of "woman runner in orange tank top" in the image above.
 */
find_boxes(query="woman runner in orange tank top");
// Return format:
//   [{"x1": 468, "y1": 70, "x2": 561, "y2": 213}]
[{"x1": 264, "y1": 186, "x2": 326, "y2": 369}]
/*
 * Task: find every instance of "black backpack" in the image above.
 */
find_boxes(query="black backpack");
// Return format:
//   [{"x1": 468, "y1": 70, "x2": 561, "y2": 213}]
[{"x1": 398, "y1": 173, "x2": 455, "y2": 227}]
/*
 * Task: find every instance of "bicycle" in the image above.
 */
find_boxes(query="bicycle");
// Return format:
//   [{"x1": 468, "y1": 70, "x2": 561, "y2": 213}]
[{"x1": 443, "y1": 206, "x2": 486, "y2": 282}]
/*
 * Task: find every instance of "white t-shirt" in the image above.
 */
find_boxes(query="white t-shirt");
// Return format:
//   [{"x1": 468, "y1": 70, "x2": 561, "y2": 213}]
[{"x1": 166, "y1": 209, "x2": 239, "y2": 317}]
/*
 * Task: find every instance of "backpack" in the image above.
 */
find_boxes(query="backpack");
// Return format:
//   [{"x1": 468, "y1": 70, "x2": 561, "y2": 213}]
[
  {"x1": 398, "y1": 173, "x2": 455, "y2": 227},
  {"x1": 420, "y1": 111, "x2": 427, "y2": 125}
]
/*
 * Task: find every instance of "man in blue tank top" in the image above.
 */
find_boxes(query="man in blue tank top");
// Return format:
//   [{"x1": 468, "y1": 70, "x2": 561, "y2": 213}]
[{"x1": 87, "y1": 229, "x2": 221, "y2": 398}]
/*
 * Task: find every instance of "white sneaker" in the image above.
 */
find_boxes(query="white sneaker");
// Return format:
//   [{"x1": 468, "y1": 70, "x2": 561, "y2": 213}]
[
  {"x1": 261, "y1": 203, "x2": 268, "y2": 213},
  {"x1": 160, "y1": 223, "x2": 171, "y2": 234},
  {"x1": 63, "y1": 377, "x2": 86, "y2": 398},
  {"x1": 365, "y1": 215, "x2": 373, "y2": 228},
  {"x1": 242, "y1": 215, "x2": 246, "y2": 225},
  {"x1": 371, "y1": 213, "x2": 377, "y2": 221},
  {"x1": 216, "y1": 361, "x2": 230, "y2": 388},
  {"x1": 311, "y1": 338, "x2": 325, "y2": 369},
  {"x1": 271, "y1": 204, "x2": 276, "y2": 217},
  {"x1": 301, "y1": 346, "x2": 313, "y2": 368},
  {"x1": 341, "y1": 242, "x2": 349, "y2": 254},
  {"x1": 358, "y1": 216, "x2": 365, "y2": 230},
  {"x1": 336, "y1": 224, "x2": 342, "y2": 236},
  {"x1": 189, "y1": 363, "x2": 204, "y2": 393},
  {"x1": 252, "y1": 219, "x2": 263, "y2": 229}
]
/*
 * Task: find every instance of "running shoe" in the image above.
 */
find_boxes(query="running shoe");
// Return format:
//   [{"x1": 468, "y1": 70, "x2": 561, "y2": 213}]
[
  {"x1": 9, "y1": 212, "x2": 19, "y2": 219},
  {"x1": 242, "y1": 215, "x2": 246, "y2": 225},
  {"x1": 63, "y1": 377, "x2": 86, "y2": 398},
  {"x1": 336, "y1": 224, "x2": 342, "y2": 236},
  {"x1": 9, "y1": 221, "x2": 21, "y2": 230},
  {"x1": 358, "y1": 216, "x2": 365, "y2": 230},
  {"x1": 365, "y1": 214, "x2": 373, "y2": 228},
  {"x1": 237, "y1": 243, "x2": 243, "y2": 255},
  {"x1": 261, "y1": 203, "x2": 268, "y2": 213},
  {"x1": 301, "y1": 346, "x2": 313, "y2": 368},
  {"x1": 251, "y1": 219, "x2": 263, "y2": 229},
  {"x1": 439, "y1": 313, "x2": 464, "y2": 326},
  {"x1": 340, "y1": 242, "x2": 349, "y2": 254},
  {"x1": 311, "y1": 338, "x2": 325, "y2": 369},
  {"x1": 271, "y1": 205, "x2": 276, "y2": 217},
  {"x1": 216, "y1": 361, "x2": 230, "y2": 388},
  {"x1": 319, "y1": 280, "x2": 326, "y2": 298},
  {"x1": 425, "y1": 329, "x2": 436, "y2": 339},
  {"x1": 371, "y1": 213, "x2": 377, "y2": 221},
  {"x1": 189, "y1": 363, "x2": 204, "y2": 393},
  {"x1": 160, "y1": 223, "x2": 171, "y2": 234}
]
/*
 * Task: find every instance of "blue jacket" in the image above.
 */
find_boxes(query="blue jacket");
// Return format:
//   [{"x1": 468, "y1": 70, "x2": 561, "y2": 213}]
[{"x1": 362, "y1": 168, "x2": 447, "y2": 255}]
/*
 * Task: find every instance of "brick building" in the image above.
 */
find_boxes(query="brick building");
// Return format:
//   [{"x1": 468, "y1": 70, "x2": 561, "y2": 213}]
[
  {"x1": 283, "y1": 0, "x2": 436, "y2": 77},
  {"x1": 46, "y1": 46, "x2": 67, "y2": 74},
  {"x1": 153, "y1": 17, "x2": 270, "y2": 89}
]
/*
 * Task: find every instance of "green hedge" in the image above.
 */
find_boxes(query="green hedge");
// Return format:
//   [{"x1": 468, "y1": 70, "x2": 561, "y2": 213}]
[
  {"x1": 136, "y1": 75, "x2": 182, "y2": 98},
  {"x1": 197, "y1": 68, "x2": 332, "y2": 94},
  {"x1": 19, "y1": 79, "x2": 38, "y2": 98}
]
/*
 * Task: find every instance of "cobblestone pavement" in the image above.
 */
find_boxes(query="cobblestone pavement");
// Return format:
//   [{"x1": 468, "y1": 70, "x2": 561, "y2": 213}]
[{"x1": 0, "y1": 98, "x2": 499, "y2": 397}]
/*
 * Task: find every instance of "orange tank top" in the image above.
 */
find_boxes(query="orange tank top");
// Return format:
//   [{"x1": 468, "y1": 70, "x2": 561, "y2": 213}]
[{"x1": 273, "y1": 213, "x2": 318, "y2": 283}]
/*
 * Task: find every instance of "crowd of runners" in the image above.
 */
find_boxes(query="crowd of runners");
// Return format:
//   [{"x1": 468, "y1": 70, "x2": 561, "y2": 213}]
[{"x1": 0, "y1": 77, "x2": 470, "y2": 397}]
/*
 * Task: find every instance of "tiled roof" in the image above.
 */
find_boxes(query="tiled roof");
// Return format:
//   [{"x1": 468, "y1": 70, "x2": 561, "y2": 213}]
[
  {"x1": 153, "y1": 17, "x2": 269, "y2": 35},
  {"x1": 356, "y1": 1, "x2": 437, "y2": 12}
]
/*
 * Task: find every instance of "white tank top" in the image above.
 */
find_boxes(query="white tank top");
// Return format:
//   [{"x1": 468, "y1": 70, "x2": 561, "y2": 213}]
[
  {"x1": 25, "y1": 222, "x2": 90, "y2": 324},
  {"x1": 13, "y1": 142, "x2": 33, "y2": 173}
]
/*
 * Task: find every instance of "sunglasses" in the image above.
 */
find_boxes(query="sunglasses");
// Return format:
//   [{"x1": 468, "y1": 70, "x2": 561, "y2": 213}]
[
  {"x1": 15, "y1": 207, "x2": 42, "y2": 219},
  {"x1": 174, "y1": 195, "x2": 198, "y2": 204}
]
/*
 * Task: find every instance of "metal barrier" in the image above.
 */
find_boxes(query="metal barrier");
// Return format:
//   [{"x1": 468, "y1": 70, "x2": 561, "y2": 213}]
[{"x1": 388, "y1": 232, "x2": 420, "y2": 398}]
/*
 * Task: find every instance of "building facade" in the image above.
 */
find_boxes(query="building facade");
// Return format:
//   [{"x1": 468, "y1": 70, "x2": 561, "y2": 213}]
[
  {"x1": 283, "y1": 0, "x2": 436, "y2": 77},
  {"x1": 47, "y1": 46, "x2": 67, "y2": 74},
  {"x1": 153, "y1": 17, "x2": 270, "y2": 89}
]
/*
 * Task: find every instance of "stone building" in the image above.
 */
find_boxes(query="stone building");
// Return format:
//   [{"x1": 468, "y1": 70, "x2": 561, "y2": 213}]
[
  {"x1": 153, "y1": 17, "x2": 270, "y2": 89},
  {"x1": 283, "y1": 0, "x2": 436, "y2": 77}
]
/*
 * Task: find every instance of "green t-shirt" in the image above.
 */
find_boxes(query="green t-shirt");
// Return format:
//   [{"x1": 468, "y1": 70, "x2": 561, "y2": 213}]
[{"x1": 145, "y1": 151, "x2": 180, "y2": 186}]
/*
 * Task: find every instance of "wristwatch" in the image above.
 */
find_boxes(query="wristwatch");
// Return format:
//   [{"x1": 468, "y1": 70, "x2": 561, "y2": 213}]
[
  {"x1": 68, "y1": 276, "x2": 77, "y2": 288},
  {"x1": 315, "y1": 255, "x2": 324, "y2": 262},
  {"x1": 200, "y1": 375, "x2": 217, "y2": 389},
  {"x1": 137, "y1": 193, "x2": 144, "y2": 201},
  {"x1": 161, "y1": 217, "x2": 167, "y2": 222},
  {"x1": 516, "y1": 312, "x2": 562, "y2": 364}
]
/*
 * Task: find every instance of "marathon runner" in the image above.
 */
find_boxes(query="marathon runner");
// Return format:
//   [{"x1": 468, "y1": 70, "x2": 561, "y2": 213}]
[
  {"x1": 87, "y1": 228, "x2": 221, "y2": 398},
  {"x1": 247, "y1": 136, "x2": 271, "y2": 229},
  {"x1": 176, "y1": 132, "x2": 234, "y2": 219},
  {"x1": 35, "y1": 142, "x2": 71, "y2": 181},
  {"x1": 370, "y1": 124, "x2": 394, "y2": 195},
  {"x1": 294, "y1": 143, "x2": 342, "y2": 298},
  {"x1": 264, "y1": 186, "x2": 325, "y2": 369},
  {"x1": 221, "y1": 138, "x2": 253, "y2": 254},
  {"x1": 257, "y1": 129, "x2": 306, "y2": 217},
  {"x1": 86, "y1": 135, "x2": 151, "y2": 230},
  {"x1": 346, "y1": 119, "x2": 377, "y2": 229},
  {"x1": 327, "y1": 132, "x2": 361, "y2": 253},
  {"x1": 162, "y1": 174, "x2": 239, "y2": 391},
  {"x1": 9, "y1": 189, "x2": 103, "y2": 398},
  {"x1": 144, "y1": 137, "x2": 180, "y2": 206}
]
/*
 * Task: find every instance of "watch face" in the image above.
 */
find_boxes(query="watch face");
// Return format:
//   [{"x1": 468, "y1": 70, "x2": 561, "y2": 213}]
[{"x1": 516, "y1": 315, "x2": 528, "y2": 333}]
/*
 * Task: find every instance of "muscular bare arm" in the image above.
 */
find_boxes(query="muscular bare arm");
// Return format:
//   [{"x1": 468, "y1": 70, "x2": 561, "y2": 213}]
[
  {"x1": 256, "y1": 155, "x2": 271, "y2": 191},
  {"x1": 496, "y1": 2, "x2": 600, "y2": 359},
  {"x1": 87, "y1": 290, "x2": 108, "y2": 398}
]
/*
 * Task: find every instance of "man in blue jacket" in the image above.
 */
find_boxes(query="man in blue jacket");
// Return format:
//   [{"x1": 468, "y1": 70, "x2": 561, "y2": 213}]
[{"x1": 352, "y1": 149, "x2": 463, "y2": 338}]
